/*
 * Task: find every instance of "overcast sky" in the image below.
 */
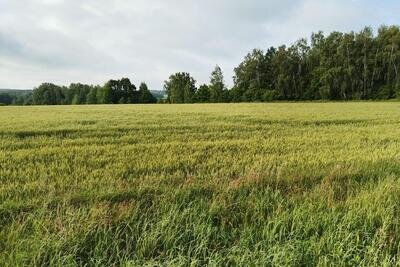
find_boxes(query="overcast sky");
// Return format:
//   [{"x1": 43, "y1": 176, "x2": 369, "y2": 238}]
[{"x1": 1, "y1": 0, "x2": 399, "y2": 89}]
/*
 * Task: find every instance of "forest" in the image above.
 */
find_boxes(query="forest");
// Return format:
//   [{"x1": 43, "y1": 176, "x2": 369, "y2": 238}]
[
  {"x1": 168, "y1": 25, "x2": 400, "y2": 103},
  {"x1": 2, "y1": 25, "x2": 400, "y2": 105}
]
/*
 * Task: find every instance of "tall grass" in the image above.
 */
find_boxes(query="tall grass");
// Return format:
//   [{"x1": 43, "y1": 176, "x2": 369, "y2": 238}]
[{"x1": 1, "y1": 103, "x2": 400, "y2": 266}]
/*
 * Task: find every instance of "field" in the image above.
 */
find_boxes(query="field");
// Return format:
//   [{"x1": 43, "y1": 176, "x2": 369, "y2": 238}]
[{"x1": 1, "y1": 103, "x2": 400, "y2": 266}]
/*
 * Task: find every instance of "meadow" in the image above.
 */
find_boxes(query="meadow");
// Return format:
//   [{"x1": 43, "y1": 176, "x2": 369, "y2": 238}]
[{"x1": 1, "y1": 103, "x2": 400, "y2": 266}]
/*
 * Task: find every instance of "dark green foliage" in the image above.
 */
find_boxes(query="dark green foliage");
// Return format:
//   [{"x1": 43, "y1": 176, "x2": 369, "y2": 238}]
[
  {"x1": 194, "y1": 84, "x2": 211, "y2": 103},
  {"x1": 138, "y1": 83, "x2": 157, "y2": 104},
  {"x1": 103, "y1": 78, "x2": 138, "y2": 104},
  {"x1": 232, "y1": 48, "x2": 276, "y2": 102},
  {"x1": 28, "y1": 78, "x2": 157, "y2": 106},
  {"x1": 164, "y1": 67, "x2": 230, "y2": 104},
  {"x1": 164, "y1": 72, "x2": 196, "y2": 103},
  {"x1": 69, "y1": 83, "x2": 91, "y2": 105},
  {"x1": 209, "y1": 65, "x2": 227, "y2": 103},
  {"x1": 231, "y1": 25, "x2": 400, "y2": 102},
  {"x1": 33, "y1": 83, "x2": 65, "y2": 105},
  {"x1": 86, "y1": 87, "x2": 98, "y2": 104}
]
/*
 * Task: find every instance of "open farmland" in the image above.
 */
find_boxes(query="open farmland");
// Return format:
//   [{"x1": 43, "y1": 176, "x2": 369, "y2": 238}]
[{"x1": 1, "y1": 103, "x2": 400, "y2": 266}]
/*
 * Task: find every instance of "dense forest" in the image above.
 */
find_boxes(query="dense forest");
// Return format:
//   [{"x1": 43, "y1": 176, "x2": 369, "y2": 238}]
[
  {"x1": 168, "y1": 25, "x2": 400, "y2": 103},
  {"x1": 2, "y1": 25, "x2": 400, "y2": 105}
]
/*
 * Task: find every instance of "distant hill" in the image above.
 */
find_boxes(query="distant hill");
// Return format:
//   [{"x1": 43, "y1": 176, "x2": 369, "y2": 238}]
[
  {"x1": 0, "y1": 89, "x2": 32, "y2": 93},
  {"x1": 0, "y1": 89, "x2": 33, "y2": 105},
  {"x1": 150, "y1": 90, "x2": 167, "y2": 100}
]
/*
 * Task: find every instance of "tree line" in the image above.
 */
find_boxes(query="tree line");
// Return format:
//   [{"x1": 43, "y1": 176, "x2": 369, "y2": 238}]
[
  {"x1": 165, "y1": 25, "x2": 400, "y2": 103},
  {"x1": 0, "y1": 79, "x2": 158, "y2": 105},
  {"x1": 21, "y1": 79, "x2": 156, "y2": 105},
  {"x1": 2, "y1": 25, "x2": 400, "y2": 106}
]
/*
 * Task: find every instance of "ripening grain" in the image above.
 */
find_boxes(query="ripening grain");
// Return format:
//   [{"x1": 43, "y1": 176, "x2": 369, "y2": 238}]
[{"x1": 1, "y1": 103, "x2": 400, "y2": 266}]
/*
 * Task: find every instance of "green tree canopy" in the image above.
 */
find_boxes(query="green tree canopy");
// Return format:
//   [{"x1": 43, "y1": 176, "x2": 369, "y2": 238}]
[
  {"x1": 103, "y1": 78, "x2": 138, "y2": 104},
  {"x1": 33, "y1": 83, "x2": 65, "y2": 105},
  {"x1": 164, "y1": 72, "x2": 196, "y2": 103},
  {"x1": 138, "y1": 82, "x2": 157, "y2": 103},
  {"x1": 194, "y1": 84, "x2": 211, "y2": 103},
  {"x1": 209, "y1": 65, "x2": 226, "y2": 103}
]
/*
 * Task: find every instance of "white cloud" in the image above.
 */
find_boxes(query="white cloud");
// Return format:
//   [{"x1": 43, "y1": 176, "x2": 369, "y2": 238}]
[{"x1": 0, "y1": 0, "x2": 399, "y2": 89}]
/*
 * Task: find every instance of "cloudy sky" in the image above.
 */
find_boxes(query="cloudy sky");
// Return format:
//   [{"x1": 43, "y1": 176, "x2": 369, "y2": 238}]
[{"x1": 0, "y1": 0, "x2": 399, "y2": 89}]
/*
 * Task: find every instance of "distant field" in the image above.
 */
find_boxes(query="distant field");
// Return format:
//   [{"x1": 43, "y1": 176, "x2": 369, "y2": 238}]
[{"x1": 1, "y1": 103, "x2": 400, "y2": 266}]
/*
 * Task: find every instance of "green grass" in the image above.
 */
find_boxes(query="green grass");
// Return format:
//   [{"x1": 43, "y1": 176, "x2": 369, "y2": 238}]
[{"x1": 1, "y1": 103, "x2": 400, "y2": 266}]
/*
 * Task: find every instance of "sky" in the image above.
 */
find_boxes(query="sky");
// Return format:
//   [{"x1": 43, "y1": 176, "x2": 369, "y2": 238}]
[{"x1": 0, "y1": 0, "x2": 399, "y2": 90}]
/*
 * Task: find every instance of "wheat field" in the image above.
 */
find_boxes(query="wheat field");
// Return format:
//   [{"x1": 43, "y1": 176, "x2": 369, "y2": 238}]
[{"x1": 1, "y1": 103, "x2": 400, "y2": 266}]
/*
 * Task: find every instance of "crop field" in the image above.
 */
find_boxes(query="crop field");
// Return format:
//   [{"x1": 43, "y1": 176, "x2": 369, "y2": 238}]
[{"x1": 1, "y1": 103, "x2": 400, "y2": 266}]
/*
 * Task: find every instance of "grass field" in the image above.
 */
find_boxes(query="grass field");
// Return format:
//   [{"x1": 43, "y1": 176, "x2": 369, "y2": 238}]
[{"x1": 1, "y1": 103, "x2": 400, "y2": 266}]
